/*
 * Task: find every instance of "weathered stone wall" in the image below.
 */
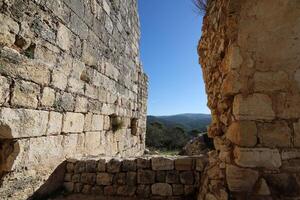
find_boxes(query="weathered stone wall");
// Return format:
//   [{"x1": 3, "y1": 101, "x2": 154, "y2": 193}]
[
  {"x1": 61, "y1": 156, "x2": 206, "y2": 199},
  {"x1": 0, "y1": 0, "x2": 147, "y2": 199},
  {"x1": 198, "y1": 0, "x2": 300, "y2": 199}
]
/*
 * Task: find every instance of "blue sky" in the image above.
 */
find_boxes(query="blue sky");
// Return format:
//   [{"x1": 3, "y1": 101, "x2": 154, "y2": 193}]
[{"x1": 138, "y1": 0, "x2": 210, "y2": 116}]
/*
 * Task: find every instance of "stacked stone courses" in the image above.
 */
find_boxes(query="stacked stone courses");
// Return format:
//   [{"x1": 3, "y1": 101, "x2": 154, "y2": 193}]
[
  {"x1": 198, "y1": 0, "x2": 300, "y2": 199},
  {"x1": 63, "y1": 156, "x2": 207, "y2": 199},
  {"x1": 0, "y1": 0, "x2": 147, "y2": 199}
]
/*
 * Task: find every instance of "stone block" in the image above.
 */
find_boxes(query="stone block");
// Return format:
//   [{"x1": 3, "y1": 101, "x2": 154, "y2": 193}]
[
  {"x1": 254, "y1": 178, "x2": 271, "y2": 196},
  {"x1": 172, "y1": 184, "x2": 184, "y2": 196},
  {"x1": 82, "y1": 185, "x2": 92, "y2": 194},
  {"x1": 151, "y1": 157, "x2": 174, "y2": 171},
  {"x1": 116, "y1": 185, "x2": 136, "y2": 196},
  {"x1": 74, "y1": 161, "x2": 86, "y2": 173},
  {"x1": 47, "y1": 111, "x2": 63, "y2": 135},
  {"x1": 126, "y1": 172, "x2": 137, "y2": 186},
  {"x1": 137, "y1": 157, "x2": 150, "y2": 169},
  {"x1": 137, "y1": 169, "x2": 155, "y2": 184},
  {"x1": 85, "y1": 132, "x2": 101, "y2": 156},
  {"x1": 174, "y1": 158, "x2": 193, "y2": 171},
  {"x1": 0, "y1": 108, "x2": 48, "y2": 138},
  {"x1": 156, "y1": 171, "x2": 166, "y2": 182},
  {"x1": 72, "y1": 174, "x2": 81, "y2": 182},
  {"x1": 104, "y1": 185, "x2": 116, "y2": 196},
  {"x1": 75, "y1": 96, "x2": 88, "y2": 113},
  {"x1": 234, "y1": 147, "x2": 281, "y2": 169},
  {"x1": 74, "y1": 183, "x2": 83, "y2": 193},
  {"x1": 0, "y1": 13, "x2": 19, "y2": 46},
  {"x1": 107, "y1": 159, "x2": 121, "y2": 173},
  {"x1": 55, "y1": 92, "x2": 75, "y2": 112},
  {"x1": 64, "y1": 173, "x2": 72, "y2": 182},
  {"x1": 137, "y1": 185, "x2": 150, "y2": 198},
  {"x1": 114, "y1": 173, "x2": 126, "y2": 185},
  {"x1": 96, "y1": 173, "x2": 113, "y2": 185},
  {"x1": 57, "y1": 23, "x2": 71, "y2": 51},
  {"x1": 195, "y1": 158, "x2": 207, "y2": 171},
  {"x1": 293, "y1": 120, "x2": 300, "y2": 147},
  {"x1": 102, "y1": 0, "x2": 110, "y2": 15},
  {"x1": 97, "y1": 159, "x2": 106, "y2": 172},
  {"x1": 66, "y1": 162, "x2": 75, "y2": 173},
  {"x1": 226, "y1": 121, "x2": 257, "y2": 147},
  {"x1": 12, "y1": 80, "x2": 39, "y2": 108},
  {"x1": 122, "y1": 159, "x2": 137, "y2": 171},
  {"x1": 63, "y1": 182, "x2": 74, "y2": 193},
  {"x1": 91, "y1": 186, "x2": 103, "y2": 195},
  {"x1": 62, "y1": 112, "x2": 84, "y2": 133},
  {"x1": 151, "y1": 183, "x2": 172, "y2": 196},
  {"x1": 233, "y1": 94, "x2": 275, "y2": 120},
  {"x1": 282, "y1": 149, "x2": 300, "y2": 160},
  {"x1": 254, "y1": 71, "x2": 289, "y2": 92},
  {"x1": 81, "y1": 173, "x2": 96, "y2": 184},
  {"x1": 226, "y1": 164, "x2": 259, "y2": 192},
  {"x1": 180, "y1": 171, "x2": 194, "y2": 185},
  {"x1": 258, "y1": 121, "x2": 291, "y2": 147},
  {"x1": 166, "y1": 171, "x2": 179, "y2": 184},
  {"x1": 265, "y1": 173, "x2": 300, "y2": 196},
  {"x1": 184, "y1": 185, "x2": 195, "y2": 195},
  {"x1": 91, "y1": 114, "x2": 104, "y2": 131},
  {"x1": 0, "y1": 75, "x2": 10, "y2": 105},
  {"x1": 86, "y1": 160, "x2": 98, "y2": 172},
  {"x1": 41, "y1": 87, "x2": 55, "y2": 107}
]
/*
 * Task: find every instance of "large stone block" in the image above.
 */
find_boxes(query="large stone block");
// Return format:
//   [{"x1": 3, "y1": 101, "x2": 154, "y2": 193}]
[
  {"x1": 0, "y1": 75, "x2": 10, "y2": 105},
  {"x1": 151, "y1": 183, "x2": 172, "y2": 196},
  {"x1": 151, "y1": 157, "x2": 174, "y2": 171},
  {"x1": 85, "y1": 132, "x2": 102, "y2": 156},
  {"x1": 226, "y1": 121, "x2": 257, "y2": 147},
  {"x1": 258, "y1": 121, "x2": 291, "y2": 147},
  {"x1": 137, "y1": 170, "x2": 155, "y2": 184},
  {"x1": 174, "y1": 157, "x2": 193, "y2": 171},
  {"x1": 57, "y1": 23, "x2": 71, "y2": 51},
  {"x1": 41, "y1": 87, "x2": 56, "y2": 107},
  {"x1": 0, "y1": 13, "x2": 19, "y2": 46},
  {"x1": 226, "y1": 164, "x2": 258, "y2": 192},
  {"x1": 0, "y1": 108, "x2": 48, "y2": 138},
  {"x1": 254, "y1": 71, "x2": 289, "y2": 92},
  {"x1": 62, "y1": 112, "x2": 84, "y2": 133},
  {"x1": 96, "y1": 173, "x2": 113, "y2": 186},
  {"x1": 234, "y1": 147, "x2": 281, "y2": 169},
  {"x1": 233, "y1": 94, "x2": 275, "y2": 120},
  {"x1": 12, "y1": 80, "x2": 40, "y2": 108},
  {"x1": 47, "y1": 111, "x2": 63, "y2": 135},
  {"x1": 293, "y1": 120, "x2": 300, "y2": 147}
]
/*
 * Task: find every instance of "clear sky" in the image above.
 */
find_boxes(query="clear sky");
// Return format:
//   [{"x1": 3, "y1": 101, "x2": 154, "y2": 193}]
[{"x1": 138, "y1": 0, "x2": 210, "y2": 116}]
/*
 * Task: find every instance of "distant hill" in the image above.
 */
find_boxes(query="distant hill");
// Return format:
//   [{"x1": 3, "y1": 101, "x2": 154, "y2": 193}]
[{"x1": 147, "y1": 113, "x2": 211, "y2": 132}]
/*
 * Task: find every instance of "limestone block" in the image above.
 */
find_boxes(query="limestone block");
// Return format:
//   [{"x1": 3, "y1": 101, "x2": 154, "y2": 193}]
[
  {"x1": 57, "y1": 23, "x2": 71, "y2": 51},
  {"x1": 137, "y1": 170, "x2": 155, "y2": 184},
  {"x1": 0, "y1": 108, "x2": 48, "y2": 138},
  {"x1": 91, "y1": 114, "x2": 104, "y2": 131},
  {"x1": 27, "y1": 135, "x2": 64, "y2": 169},
  {"x1": 126, "y1": 172, "x2": 137, "y2": 186},
  {"x1": 114, "y1": 173, "x2": 126, "y2": 185},
  {"x1": 0, "y1": 75, "x2": 10, "y2": 105},
  {"x1": 75, "y1": 96, "x2": 88, "y2": 113},
  {"x1": 107, "y1": 158, "x2": 121, "y2": 173},
  {"x1": 73, "y1": 173, "x2": 82, "y2": 182},
  {"x1": 96, "y1": 173, "x2": 113, "y2": 185},
  {"x1": 86, "y1": 160, "x2": 98, "y2": 172},
  {"x1": 293, "y1": 120, "x2": 300, "y2": 147},
  {"x1": 97, "y1": 159, "x2": 106, "y2": 172},
  {"x1": 226, "y1": 45, "x2": 243, "y2": 70},
  {"x1": 151, "y1": 157, "x2": 174, "y2": 170},
  {"x1": 180, "y1": 171, "x2": 194, "y2": 185},
  {"x1": 55, "y1": 92, "x2": 75, "y2": 112},
  {"x1": 258, "y1": 121, "x2": 291, "y2": 148},
  {"x1": 64, "y1": 182, "x2": 74, "y2": 193},
  {"x1": 156, "y1": 171, "x2": 166, "y2": 182},
  {"x1": 62, "y1": 112, "x2": 84, "y2": 133},
  {"x1": 282, "y1": 149, "x2": 300, "y2": 160},
  {"x1": 67, "y1": 60, "x2": 85, "y2": 94},
  {"x1": 233, "y1": 93, "x2": 275, "y2": 120},
  {"x1": 0, "y1": 13, "x2": 19, "y2": 46},
  {"x1": 41, "y1": 87, "x2": 56, "y2": 107},
  {"x1": 105, "y1": 16, "x2": 113, "y2": 34},
  {"x1": 122, "y1": 159, "x2": 137, "y2": 171},
  {"x1": 85, "y1": 132, "x2": 101, "y2": 156},
  {"x1": 234, "y1": 147, "x2": 281, "y2": 169},
  {"x1": 81, "y1": 173, "x2": 96, "y2": 185},
  {"x1": 254, "y1": 71, "x2": 289, "y2": 92},
  {"x1": 172, "y1": 184, "x2": 184, "y2": 196},
  {"x1": 226, "y1": 121, "x2": 257, "y2": 147},
  {"x1": 12, "y1": 80, "x2": 40, "y2": 108},
  {"x1": 184, "y1": 185, "x2": 195, "y2": 195},
  {"x1": 221, "y1": 71, "x2": 241, "y2": 96},
  {"x1": 47, "y1": 111, "x2": 63, "y2": 135},
  {"x1": 75, "y1": 161, "x2": 86, "y2": 173},
  {"x1": 226, "y1": 164, "x2": 258, "y2": 192},
  {"x1": 151, "y1": 183, "x2": 172, "y2": 196},
  {"x1": 82, "y1": 185, "x2": 92, "y2": 194},
  {"x1": 137, "y1": 185, "x2": 150, "y2": 198},
  {"x1": 254, "y1": 178, "x2": 271, "y2": 196},
  {"x1": 166, "y1": 171, "x2": 179, "y2": 183},
  {"x1": 62, "y1": 134, "x2": 81, "y2": 158},
  {"x1": 116, "y1": 185, "x2": 136, "y2": 196},
  {"x1": 137, "y1": 157, "x2": 150, "y2": 169},
  {"x1": 102, "y1": 0, "x2": 110, "y2": 15},
  {"x1": 174, "y1": 157, "x2": 193, "y2": 171}
]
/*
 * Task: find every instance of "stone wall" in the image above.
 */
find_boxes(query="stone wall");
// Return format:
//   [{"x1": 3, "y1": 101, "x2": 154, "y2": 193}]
[
  {"x1": 198, "y1": 0, "x2": 300, "y2": 199},
  {"x1": 61, "y1": 156, "x2": 206, "y2": 199},
  {"x1": 0, "y1": 0, "x2": 147, "y2": 199}
]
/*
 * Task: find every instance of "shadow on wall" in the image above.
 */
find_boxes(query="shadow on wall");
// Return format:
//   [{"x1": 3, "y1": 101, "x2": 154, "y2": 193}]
[
  {"x1": 27, "y1": 161, "x2": 67, "y2": 200},
  {"x1": 0, "y1": 123, "x2": 19, "y2": 186}
]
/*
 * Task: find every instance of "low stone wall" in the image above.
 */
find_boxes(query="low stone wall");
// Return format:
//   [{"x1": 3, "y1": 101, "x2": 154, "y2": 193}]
[{"x1": 62, "y1": 156, "x2": 207, "y2": 199}]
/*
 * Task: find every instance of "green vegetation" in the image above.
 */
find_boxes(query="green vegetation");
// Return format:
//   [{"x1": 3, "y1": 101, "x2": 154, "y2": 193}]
[{"x1": 146, "y1": 114, "x2": 211, "y2": 151}]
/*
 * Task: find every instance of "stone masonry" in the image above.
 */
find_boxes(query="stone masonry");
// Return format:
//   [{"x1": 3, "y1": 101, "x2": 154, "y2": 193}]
[
  {"x1": 60, "y1": 156, "x2": 207, "y2": 199},
  {"x1": 0, "y1": 0, "x2": 147, "y2": 199},
  {"x1": 198, "y1": 0, "x2": 300, "y2": 199}
]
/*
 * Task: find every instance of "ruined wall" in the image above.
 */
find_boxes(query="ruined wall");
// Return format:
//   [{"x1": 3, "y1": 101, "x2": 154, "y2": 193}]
[
  {"x1": 0, "y1": 0, "x2": 147, "y2": 199},
  {"x1": 198, "y1": 0, "x2": 300, "y2": 199},
  {"x1": 61, "y1": 156, "x2": 206, "y2": 199}
]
